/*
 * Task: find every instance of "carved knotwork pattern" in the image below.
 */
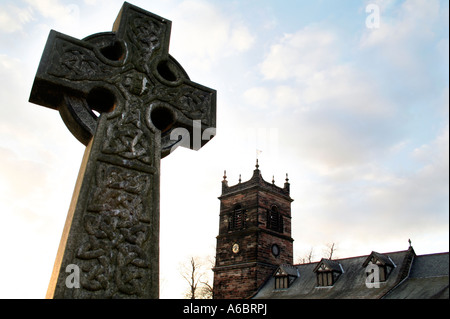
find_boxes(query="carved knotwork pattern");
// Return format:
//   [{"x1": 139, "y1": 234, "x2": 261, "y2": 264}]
[
  {"x1": 127, "y1": 16, "x2": 163, "y2": 66},
  {"x1": 73, "y1": 162, "x2": 152, "y2": 298},
  {"x1": 49, "y1": 41, "x2": 113, "y2": 80},
  {"x1": 152, "y1": 85, "x2": 214, "y2": 125},
  {"x1": 102, "y1": 104, "x2": 153, "y2": 166}
]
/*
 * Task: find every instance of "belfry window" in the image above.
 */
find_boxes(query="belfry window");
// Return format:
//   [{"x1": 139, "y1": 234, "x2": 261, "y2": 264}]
[
  {"x1": 229, "y1": 205, "x2": 246, "y2": 231},
  {"x1": 267, "y1": 205, "x2": 283, "y2": 233}
]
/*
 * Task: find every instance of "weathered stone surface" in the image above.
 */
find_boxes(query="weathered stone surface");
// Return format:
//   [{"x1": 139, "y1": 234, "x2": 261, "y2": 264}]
[{"x1": 29, "y1": 2, "x2": 216, "y2": 298}]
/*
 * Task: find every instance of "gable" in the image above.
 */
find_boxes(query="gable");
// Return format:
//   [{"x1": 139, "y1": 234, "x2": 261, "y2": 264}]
[
  {"x1": 362, "y1": 251, "x2": 396, "y2": 268},
  {"x1": 275, "y1": 264, "x2": 300, "y2": 277},
  {"x1": 313, "y1": 259, "x2": 343, "y2": 273}
]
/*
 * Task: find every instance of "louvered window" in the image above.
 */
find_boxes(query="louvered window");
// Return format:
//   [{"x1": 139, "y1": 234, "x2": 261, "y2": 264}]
[
  {"x1": 267, "y1": 206, "x2": 283, "y2": 233},
  {"x1": 229, "y1": 205, "x2": 246, "y2": 231}
]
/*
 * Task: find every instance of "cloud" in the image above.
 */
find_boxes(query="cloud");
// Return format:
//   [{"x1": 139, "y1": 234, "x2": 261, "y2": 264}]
[
  {"x1": 169, "y1": 0, "x2": 255, "y2": 70},
  {"x1": 0, "y1": 4, "x2": 34, "y2": 33},
  {"x1": 0, "y1": 0, "x2": 84, "y2": 40},
  {"x1": 292, "y1": 124, "x2": 449, "y2": 256},
  {"x1": 256, "y1": 23, "x2": 396, "y2": 116},
  {"x1": 361, "y1": 0, "x2": 441, "y2": 46},
  {"x1": 243, "y1": 86, "x2": 271, "y2": 109},
  {"x1": 413, "y1": 124, "x2": 449, "y2": 178},
  {"x1": 24, "y1": 0, "x2": 80, "y2": 23},
  {"x1": 230, "y1": 25, "x2": 255, "y2": 52},
  {"x1": 245, "y1": 22, "x2": 405, "y2": 174},
  {"x1": 260, "y1": 26, "x2": 337, "y2": 82},
  {"x1": 0, "y1": 147, "x2": 48, "y2": 210},
  {"x1": 360, "y1": 0, "x2": 443, "y2": 73},
  {"x1": 301, "y1": 64, "x2": 395, "y2": 116}
]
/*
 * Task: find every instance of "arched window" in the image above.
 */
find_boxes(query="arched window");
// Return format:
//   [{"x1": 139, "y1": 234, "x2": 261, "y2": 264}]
[{"x1": 267, "y1": 205, "x2": 283, "y2": 233}]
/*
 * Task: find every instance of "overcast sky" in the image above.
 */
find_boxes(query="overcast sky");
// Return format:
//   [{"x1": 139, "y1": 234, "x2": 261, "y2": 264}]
[{"x1": 0, "y1": 0, "x2": 448, "y2": 299}]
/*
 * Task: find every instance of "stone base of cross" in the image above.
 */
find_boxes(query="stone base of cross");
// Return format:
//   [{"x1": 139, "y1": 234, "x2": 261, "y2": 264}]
[{"x1": 29, "y1": 2, "x2": 216, "y2": 298}]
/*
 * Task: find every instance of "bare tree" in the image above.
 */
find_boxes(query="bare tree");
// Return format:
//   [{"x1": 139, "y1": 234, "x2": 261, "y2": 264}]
[
  {"x1": 181, "y1": 257, "x2": 200, "y2": 299},
  {"x1": 325, "y1": 242, "x2": 337, "y2": 260},
  {"x1": 198, "y1": 280, "x2": 214, "y2": 299},
  {"x1": 180, "y1": 256, "x2": 213, "y2": 299},
  {"x1": 199, "y1": 254, "x2": 215, "y2": 299},
  {"x1": 296, "y1": 247, "x2": 314, "y2": 264}
]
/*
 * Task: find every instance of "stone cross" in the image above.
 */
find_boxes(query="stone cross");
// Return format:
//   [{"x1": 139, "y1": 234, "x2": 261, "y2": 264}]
[{"x1": 29, "y1": 2, "x2": 216, "y2": 299}]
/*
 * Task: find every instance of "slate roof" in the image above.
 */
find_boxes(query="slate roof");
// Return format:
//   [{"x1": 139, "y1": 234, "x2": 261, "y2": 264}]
[
  {"x1": 383, "y1": 252, "x2": 449, "y2": 299},
  {"x1": 253, "y1": 248, "x2": 449, "y2": 299}
]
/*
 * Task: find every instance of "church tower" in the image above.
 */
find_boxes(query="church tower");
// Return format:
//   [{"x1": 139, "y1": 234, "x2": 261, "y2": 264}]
[{"x1": 213, "y1": 161, "x2": 294, "y2": 299}]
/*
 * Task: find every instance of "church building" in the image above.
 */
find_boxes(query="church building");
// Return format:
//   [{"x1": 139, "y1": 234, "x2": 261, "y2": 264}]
[{"x1": 212, "y1": 163, "x2": 449, "y2": 299}]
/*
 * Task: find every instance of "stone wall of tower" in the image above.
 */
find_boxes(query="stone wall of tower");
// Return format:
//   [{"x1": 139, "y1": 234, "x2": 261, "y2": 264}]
[
  {"x1": 257, "y1": 189, "x2": 294, "y2": 266},
  {"x1": 213, "y1": 263, "x2": 277, "y2": 299}
]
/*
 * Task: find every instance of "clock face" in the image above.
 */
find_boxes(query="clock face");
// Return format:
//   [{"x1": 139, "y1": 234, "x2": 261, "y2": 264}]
[
  {"x1": 232, "y1": 243, "x2": 240, "y2": 254},
  {"x1": 272, "y1": 244, "x2": 280, "y2": 257}
]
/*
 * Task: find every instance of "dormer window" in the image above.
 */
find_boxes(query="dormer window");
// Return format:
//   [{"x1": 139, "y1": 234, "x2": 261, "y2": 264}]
[
  {"x1": 362, "y1": 251, "x2": 396, "y2": 283},
  {"x1": 274, "y1": 264, "x2": 299, "y2": 290},
  {"x1": 228, "y1": 205, "x2": 246, "y2": 231},
  {"x1": 275, "y1": 275, "x2": 289, "y2": 289},
  {"x1": 267, "y1": 205, "x2": 283, "y2": 233},
  {"x1": 313, "y1": 259, "x2": 343, "y2": 287}
]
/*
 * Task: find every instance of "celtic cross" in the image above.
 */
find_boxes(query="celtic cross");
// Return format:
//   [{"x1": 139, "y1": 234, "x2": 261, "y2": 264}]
[{"x1": 29, "y1": 2, "x2": 216, "y2": 298}]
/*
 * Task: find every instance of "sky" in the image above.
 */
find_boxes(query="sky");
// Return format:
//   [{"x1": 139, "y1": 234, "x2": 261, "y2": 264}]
[{"x1": 0, "y1": 0, "x2": 448, "y2": 299}]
